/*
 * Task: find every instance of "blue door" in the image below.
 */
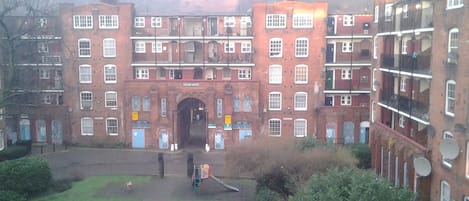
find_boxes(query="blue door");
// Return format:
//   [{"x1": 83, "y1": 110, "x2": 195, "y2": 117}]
[
  {"x1": 132, "y1": 129, "x2": 145, "y2": 148},
  {"x1": 36, "y1": 120, "x2": 46, "y2": 143},
  {"x1": 239, "y1": 129, "x2": 252, "y2": 142},
  {"x1": 326, "y1": 125, "x2": 336, "y2": 143},
  {"x1": 326, "y1": 44, "x2": 335, "y2": 63},
  {"x1": 327, "y1": 16, "x2": 335, "y2": 34},
  {"x1": 159, "y1": 130, "x2": 168, "y2": 149},
  {"x1": 215, "y1": 130, "x2": 224, "y2": 149},
  {"x1": 52, "y1": 120, "x2": 63, "y2": 144},
  {"x1": 359, "y1": 127, "x2": 369, "y2": 144},
  {"x1": 343, "y1": 121, "x2": 355, "y2": 144},
  {"x1": 19, "y1": 119, "x2": 31, "y2": 141}
]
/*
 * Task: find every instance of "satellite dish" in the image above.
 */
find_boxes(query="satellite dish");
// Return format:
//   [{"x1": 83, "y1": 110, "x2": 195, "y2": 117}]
[
  {"x1": 439, "y1": 139, "x2": 459, "y2": 160},
  {"x1": 413, "y1": 157, "x2": 431, "y2": 177}
]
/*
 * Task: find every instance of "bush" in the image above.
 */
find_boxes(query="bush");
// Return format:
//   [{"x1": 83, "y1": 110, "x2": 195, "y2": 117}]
[
  {"x1": 255, "y1": 185, "x2": 284, "y2": 201},
  {"x1": 0, "y1": 145, "x2": 29, "y2": 162},
  {"x1": 0, "y1": 156, "x2": 51, "y2": 196},
  {"x1": 50, "y1": 179, "x2": 73, "y2": 192},
  {"x1": 349, "y1": 144, "x2": 371, "y2": 169},
  {"x1": 0, "y1": 191, "x2": 27, "y2": 201}
]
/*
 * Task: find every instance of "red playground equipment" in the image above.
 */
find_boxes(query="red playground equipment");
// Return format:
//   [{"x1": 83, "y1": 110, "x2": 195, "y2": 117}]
[{"x1": 191, "y1": 164, "x2": 239, "y2": 192}]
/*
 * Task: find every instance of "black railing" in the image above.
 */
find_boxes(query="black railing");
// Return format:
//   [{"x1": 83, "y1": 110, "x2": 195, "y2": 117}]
[
  {"x1": 380, "y1": 53, "x2": 431, "y2": 75},
  {"x1": 379, "y1": 90, "x2": 429, "y2": 122}
]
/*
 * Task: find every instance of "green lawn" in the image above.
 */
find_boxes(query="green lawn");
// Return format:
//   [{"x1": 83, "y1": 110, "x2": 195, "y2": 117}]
[{"x1": 32, "y1": 176, "x2": 151, "y2": 201}]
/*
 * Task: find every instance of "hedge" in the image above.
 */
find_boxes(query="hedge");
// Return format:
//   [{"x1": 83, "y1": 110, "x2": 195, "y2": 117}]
[
  {"x1": 0, "y1": 156, "x2": 51, "y2": 196},
  {"x1": 0, "y1": 191, "x2": 27, "y2": 201},
  {"x1": 0, "y1": 145, "x2": 29, "y2": 162}
]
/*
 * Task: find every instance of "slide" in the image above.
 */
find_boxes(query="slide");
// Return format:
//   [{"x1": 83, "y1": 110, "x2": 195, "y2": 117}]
[{"x1": 209, "y1": 175, "x2": 240, "y2": 192}]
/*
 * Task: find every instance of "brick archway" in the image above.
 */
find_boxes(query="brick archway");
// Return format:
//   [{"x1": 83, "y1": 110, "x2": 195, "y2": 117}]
[{"x1": 176, "y1": 98, "x2": 207, "y2": 150}]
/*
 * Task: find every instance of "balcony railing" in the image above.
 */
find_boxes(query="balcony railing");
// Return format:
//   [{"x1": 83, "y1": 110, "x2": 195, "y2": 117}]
[
  {"x1": 379, "y1": 90, "x2": 429, "y2": 122},
  {"x1": 377, "y1": 6, "x2": 433, "y2": 33},
  {"x1": 380, "y1": 53, "x2": 431, "y2": 75}
]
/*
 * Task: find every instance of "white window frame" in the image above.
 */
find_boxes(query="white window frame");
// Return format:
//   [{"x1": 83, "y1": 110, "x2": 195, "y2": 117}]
[
  {"x1": 292, "y1": 14, "x2": 313, "y2": 28},
  {"x1": 445, "y1": 80, "x2": 456, "y2": 116},
  {"x1": 106, "y1": 118, "x2": 118, "y2": 136},
  {"x1": 341, "y1": 69, "x2": 352, "y2": 80},
  {"x1": 343, "y1": 15, "x2": 354, "y2": 26},
  {"x1": 135, "y1": 41, "x2": 146, "y2": 53},
  {"x1": 294, "y1": 92, "x2": 307, "y2": 111},
  {"x1": 269, "y1": 65, "x2": 282, "y2": 84},
  {"x1": 294, "y1": 119, "x2": 307, "y2": 137},
  {"x1": 39, "y1": 69, "x2": 50, "y2": 79},
  {"x1": 443, "y1": 131, "x2": 454, "y2": 167},
  {"x1": 342, "y1": 42, "x2": 353, "y2": 52},
  {"x1": 269, "y1": 38, "x2": 283, "y2": 57},
  {"x1": 238, "y1": 68, "x2": 251, "y2": 80},
  {"x1": 400, "y1": 77, "x2": 407, "y2": 92},
  {"x1": 134, "y1": 17, "x2": 145, "y2": 28},
  {"x1": 373, "y1": 36, "x2": 378, "y2": 59},
  {"x1": 385, "y1": 4, "x2": 393, "y2": 22},
  {"x1": 151, "y1": 17, "x2": 162, "y2": 27},
  {"x1": 448, "y1": 28, "x2": 459, "y2": 64},
  {"x1": 103, "y1": 38, "x2": 116, "y2": 57},
  {"x1": 447, "y1": 0, "x2": 464, "y2": 9},
  {"x1": 241, "y1": 42, "x2": 251, "y2": 53},
  {"x1": 80, "y1": 91, "x2": 93, "y2": 110},
  {"x1": 79, "y1": 64, "x2": 92, "y2": 83},
  {"x1": 403, "y1": 4, "x2": 409, "y2": 18},
  {"x1": 340, "y1": 95, "x2": 352, "y2": 106},
  {"x1": 402, "y1": 38, "x2": 408, "y2": 54},
  {"x1": 295, "y1": 64, "x2": 308, "y2": 84},
  {"x1": 224, "y1": 42, "x2": 235, "y2": 53},
  {"x1": 105, "y1": 91, "x2": 117, "y2": 108},
  {"x1": 266, "y1": 14, "x2": 287, "y2": 28},
  {"x1": 43, "y1": 94, "x2": 51, "y2": 104},
  {"x1": 104, "y1": 64, "x2": 117, "y2": 83},
  {"x1": 224, "y1": 16, "x2": 235, "y2": 27},
  {"x1": 136, "y1": 68, "x2": 149, "y2": 79},
  {"x1": 399, "y1": 115, "x2": 405, "y2": 128},
  {"x1": 372, "y1": 68, "x2": 377, "y2": 91},
  {"x1": 99, "y1": 15, "x2": 118, "y2": 29},
  {"x1": 374, "y1": 5, "x2": 379, "y2": 23},
  {"x1": 37, "y1": 42, "x2": 48, "y2": 53},
  {"x1": 73, "y1": 15, "x2": 93, "y2": 29},
  {"x1": 371, "y1": 101, "x2": 376, "y2": 123},
  {"x1": 78, "y1": 38, "x2": 91, "y2": 57},
  {"x1": 269, "y1": 92, "x2": 282, "y2": 111},
  {"x1": 440, "y1": 180, "x2": 450, "y2": 201},
  {"x1": 295, "y1": 38, "x2": 308, "y2": 57},
  {"x1": 268, "y1": 118, "x2": 281, "y2": 136},
  {"x1": 81, "y1": 117, "x2": 93, "y2": 135},
  {"x1": 152, "y1": 42, "x2": 163, "y2": 53}
]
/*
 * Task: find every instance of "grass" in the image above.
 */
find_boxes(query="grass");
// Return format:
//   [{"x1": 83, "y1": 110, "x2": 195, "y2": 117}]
[{"x1": 32, "y1": 176, "x2": 151, "y2": 201}]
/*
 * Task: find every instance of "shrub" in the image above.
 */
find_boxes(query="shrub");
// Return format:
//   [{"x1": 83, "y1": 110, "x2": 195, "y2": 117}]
[
  {"x1": 0, "y1": 156, "x2": 51, "y2": 196},
  {"x1": 50, "y1": 179, "x2": 73, "y2": 192},
  {"x1": 349, "y1": 144, "x2": 371, "y2": 169},
  {"x1": 255, "y1": 185, "x2": 284, "y2": 201},
  {"x1": 0, "y1": 145, "x2": 29, "y2": 162},
  {"x1": 0, "y1": 191, "x2": 27, "y2": 201}
]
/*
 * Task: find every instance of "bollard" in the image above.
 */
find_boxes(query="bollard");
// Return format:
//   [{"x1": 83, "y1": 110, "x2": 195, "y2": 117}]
[
  {"x1": 187, "y1": 153, "x2": 194, "y2": 178},
  {"x1": 53, "y1": 143, "x2": 56, "y2": 152},
  {"x1": 40, "y1": 145, "x2": 43, "y2": 154},
  {"x1": 158, "y1": 152, "x2": 164, "y2": 178}
]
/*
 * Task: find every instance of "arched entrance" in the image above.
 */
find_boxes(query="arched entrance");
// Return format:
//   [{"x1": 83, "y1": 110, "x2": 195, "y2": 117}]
[{"x1": 177, "y1": 98, "x2": 206, "y2": 149}]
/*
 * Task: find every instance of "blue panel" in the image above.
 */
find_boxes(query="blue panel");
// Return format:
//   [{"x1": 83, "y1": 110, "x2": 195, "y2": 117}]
[
  {"x1": 159, "y1": 130, "x2": 168, "y2": 149},
  {"x1": 132, "y1": 129, "x2": 145, "y2": 148},
  {"x1": 359, "y1": 127, "x2": 368, "y2": 144},
  {"x1": 215, "y1": 131, "x2": 224, "y2": 149},
  {"x1": 239, "y1": 129, "x2": 252, "y2": 142},
  {"x1": 233, "y1": 97, "x2": 240, "y2": 112},
  {"x1": 244, "y1": 96, "x2": 252, "y2": 112},
  {"x1": 19, "y1": 119, "x2": 31, "y2": 141},
  {"x1": 326, "y1": 126, "x2": 335, "y2": 143},
  {"x1": 342, "y1": 121, "x2": 354, "y2": 144},
  {"x1": 36, "y1": 120, "x2": 46, "y2": 142},
  {"x1": 52, "y1": 120, "x2": 63, "y2": 144}
]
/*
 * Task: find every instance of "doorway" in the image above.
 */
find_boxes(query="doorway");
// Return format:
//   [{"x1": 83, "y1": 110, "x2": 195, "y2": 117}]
[{"x1": 177, "y1": 98, "x2": 206, "y2": 149}]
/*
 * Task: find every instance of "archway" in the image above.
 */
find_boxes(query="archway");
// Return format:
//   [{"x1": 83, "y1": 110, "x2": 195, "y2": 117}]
[{"x1": 177, "y1": 98, "x2": 206, "y2": 149}]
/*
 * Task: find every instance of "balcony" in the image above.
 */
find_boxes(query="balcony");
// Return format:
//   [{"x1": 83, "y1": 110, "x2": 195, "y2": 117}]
[
  {"x1": 377, "y1": 4, "x2": 433, "y2": 33},
  {"x1": 380, "y1": 53, "x2": 431, "y2": 76},
  {"x1": 379, "y1": 90, "x2": 429, "y2": 124},
  {"x1": 373, "y1": 122, "x2": 427, "y2": 152}
]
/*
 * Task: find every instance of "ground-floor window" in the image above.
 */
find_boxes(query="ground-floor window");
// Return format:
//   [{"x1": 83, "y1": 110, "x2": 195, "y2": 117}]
[
  {"x1": 106, "y1": 118, "x2": 118, "y2": 135},
  {"x1": 268, "y1": 119, "x2": 281, "y2": 136},
  {"x1": 81, "y1": 117, "x2": 94, "y2": 136},
  {"x1": 294, "y1": 119, "x2": 306, "y2": 137}
]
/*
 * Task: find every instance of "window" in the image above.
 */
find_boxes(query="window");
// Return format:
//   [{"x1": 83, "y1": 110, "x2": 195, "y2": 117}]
[
  {"x1": 269, "y1": 65, "x2": 282, "y2": 84},
  {"x1": 99, "y1": 15, "x2": 118, "y2": 29},
  {"x1": 38, "y1": 18, "x2": 47, "y2": 28},
  {"x1": 374, "y1": 5, "x2": 379, "y2": 23},
  {"x1": 81, "y1": 117, "x2": 93, "y2": 135},
  {"x1": 224, "y1": 16, "x2": 235, "y2": 27},
  {"x1": 295, "y1": 38, "x2": 308, "y2": 57},
  {"x1": 447, "y1": 0, "x2": 464, "y2": 9},
  {"x1": 269, "y1": 38, "x2": 283, "y2": 57},
  {"x1": 445, "y1": 80, "x2": 456, "y2": 116},
  {"x1": 103, "y1": 38, "x2": 116, "y2": 57},
  {"x1": 136, "y1": 68, "x2": 149, "y2": 79},
  {"x1": 104, "y1": 64, "x2": 117, "y2": 83},
  {"x1": 443, "y1": 131, "x2": 454, "y2": 167},
  {"x1": 373, "y1": 36, "x2": 378, "y2": 59},
  {"x1": 244, "y1": 96, "x2": 252, "y2": 112},
  {"x1": 132, "y1": 96, "x2": 140, "y2": 111},
  {"x1": 43, "y1": 94, "x2": 51, "y2": 104},
  {"x1": 151, "y1": 17, "x2": 162, "y2": 27},
  {"x1": 268, "y1": 119, "x2": 281, "y2": 136},
  {"x1": 403, "y1": 4, "x2": 409, "y2": 18},
  {"x1": 238, "y1": 68, "x2": 251, "y2": 80},
  {"x1": 342, "y1": 42, "x2": 353, "y2": 52},
  {"x1": 341, "y1": 95, "x2": 351, "y2": 105},
  {"x1": 448, "y1": 28, "x2": 459, "y2": 64},
  {"x1": 135, "y1": 41, "x2": 146, "y2": 53},
  {"x1": 466, "y1": 142, "x2": 469, "y2": 179},
  {"x1": 222, "y1": 68, "x2": 231, "y2": 80},
  {"x1": 106, "y1": 118, "x2": 118, "y2": 135},
  {"x1": 402, "y1": 39, "x2": 408, "y2": 54},
  {"x1": 341, "y1": 69, "x2": 352, "y2": 80},
  {"x1": 73, "y1": 15, "x2": 93, "y2": 29},
  {"x1": 269, "y1": 92, "x2": 281, "y2": 110},
  {"x1": 152, "y1": 42, "x2": 162, "y2": 53},
  {"x1": 78, "y1": 38, "x2": 91, "y2": 57},
  {"x1": 294, "y1": 92, "x2": 307, "y2": 111},
  {"x1": 399, "y1": 115, "x2": 405, "y2": 128},
  {"x1": 224, "y1": 42, "x2": 235, "y2": 53},
  {"x1": 80, "y1": 91, "x2": 93, "y2": 110},
  {"x1": 79, "y1": 64, "x2": 92, "y2": 83},
  {"x1": 343, "y1": 15, "x2": 354, "y2": 26},
  {"x1": 400, "y1": 77, "x2": 407, "y2": 92},
  {"x1": 293, "y1": 14, "x2": 313, "y2": 28},
  {"x1": 233, "y1": 96, "x2": 240, "y2": 112},
  {"x1": 241, "y1": 42, "x2": 251, "y2": 53},
  {"x1": 294, "y1": 119, "x2": 307, "y2": 137},
  {"x1": 266, "y1": 14, "x2": 286, "y2": 28},
  {"x1": 385, "y1": 4, "x2": 393, "y2": 22},
  {"x1": 105, "y1": 91, "x2": 117, "y2": 107},
  {"x1": 143, "y1": 96, "x2": 151, "y2": 112},
  {"x1": 37, "y1": 42, "x2": 48, "y2": 53},
  {"x1": 161, "y1": 98, "x2": 167, "y2": 117},
  {"x1": 217, "y1": 98, "x2": 223, "y2": 117},
  {"x1": 39, "y1": 69, "x2": 50, "y2": 79},
  {"x1": 295, "y1": 65, "x2": 308, "y2": 84},
  {"x1": 134, "y1": 17, "x2": 145, "y2": 28},
  {"x1": 440, "y1": 181, "x2": 450, "y2": 201},
  {"x1": 170, "y1": 69, "x2": 182, "y2": 79}
]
